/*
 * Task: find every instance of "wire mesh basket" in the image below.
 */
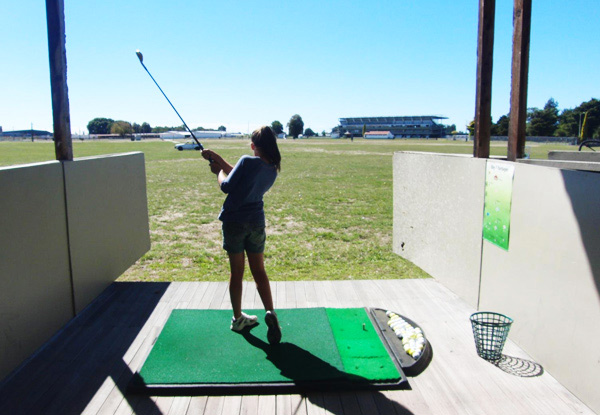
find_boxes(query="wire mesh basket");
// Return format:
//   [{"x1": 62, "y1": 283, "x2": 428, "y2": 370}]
[{"x1": 470, "y1": 312, "x2": 513, "y2": 361}]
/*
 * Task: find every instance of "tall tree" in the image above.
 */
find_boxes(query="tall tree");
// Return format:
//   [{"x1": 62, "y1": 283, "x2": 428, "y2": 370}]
[
  {"x1": 555, "y1": 108, "x2": 578, "y2": 137},
  {"x1": 218, "y1": 125, "x2": 226, "y2": 131},
  {"x1": 493, "y1": 114, "x2": 510, "y2": 136},
  {"x1": 141, "y1": 122, "x2": 152, "y2": 133},
  {"x1": 110, "y1": 121, "x2": 133, "y2": 137},
  {"x1": 287, "y1": 114, "x2": 304, "y2": 138},
  {"x1": 271, "y1": 120, "x2": 284, "y2": 135},
  {"x1": 527, "y1": 98, "x2": 559, "y2": 136},
  {"x1": 87, "y1": 117, "x2": 114, "y2": 134},
  {"x1": 132, "y1": 122, "x2": 141, "y2": 133}
]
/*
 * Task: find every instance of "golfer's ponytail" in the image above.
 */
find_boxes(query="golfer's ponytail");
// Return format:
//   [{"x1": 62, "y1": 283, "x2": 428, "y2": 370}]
[{"x1": 252, "y1": 126, "x2": 281, "y2": 171}]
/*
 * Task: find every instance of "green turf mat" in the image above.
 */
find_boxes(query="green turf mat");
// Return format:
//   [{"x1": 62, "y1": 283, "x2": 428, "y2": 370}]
[
  {"x1": 326, "y1": 308, "x2": 401, "y2": 382},
  {"x1": 139, "y1": 308, "x2": 345, "y2": 384},
  {"x1": 137, "y1": 307, "x2": 402, "y2": 387}
]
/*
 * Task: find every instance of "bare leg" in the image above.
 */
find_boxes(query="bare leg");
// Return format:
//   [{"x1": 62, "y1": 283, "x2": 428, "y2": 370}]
[
  {"x1": 228, "y1": 252, "x2": 245, "y2": 319},
  {"x1": 247, "y1": 252, "x2": 274, "y2": 311}
]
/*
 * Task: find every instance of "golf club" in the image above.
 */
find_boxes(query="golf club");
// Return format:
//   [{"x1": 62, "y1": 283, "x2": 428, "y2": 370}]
[{"x1": 135, "y1": 50, "x2": 205, "y2": 152}]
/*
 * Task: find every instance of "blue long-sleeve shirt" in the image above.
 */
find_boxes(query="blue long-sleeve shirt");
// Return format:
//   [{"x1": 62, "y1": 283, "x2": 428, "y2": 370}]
[{"x1": 219, "y1": 155, "x2": 278, "y2": 223}]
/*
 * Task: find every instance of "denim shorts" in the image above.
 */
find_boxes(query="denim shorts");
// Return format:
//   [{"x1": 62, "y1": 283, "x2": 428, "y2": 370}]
[{"x1": 222, "y1": 221, "x2": 266, "y2": 254}]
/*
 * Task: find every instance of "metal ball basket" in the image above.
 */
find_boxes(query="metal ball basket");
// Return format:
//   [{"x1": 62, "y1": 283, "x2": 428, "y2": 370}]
[{"x1": 470, "y1": 312, "x2": 513, "y2": 361}]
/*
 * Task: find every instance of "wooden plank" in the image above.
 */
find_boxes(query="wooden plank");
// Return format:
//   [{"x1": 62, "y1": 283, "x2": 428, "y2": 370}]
[
  {"x1": 275, "y1": 281, "x2": 286, "y2": 309},
  {"x1": 0, "y1": 283, "x2": 119, "y2": 410},
  {"x1": 294, "y1": 281, "x2": 308, "y2": 308},
  {"x1": 473, "y1": 0, "x2": 496, "y2": 159},
  {"x1": 242, "y1": 280, "x2": 255, "y2": 310},
  {"x1": 239, "y1": 395, "x2": 260, "y2": 415},
  {"x1": 322, "y1": 393, "x2": 343, "y2": 415},
  {"x1": 355, "y1": 391, "x2": 379, "y2": 415},
  {"x1": 191, "y1": 281, "x2": 219, "y2": 309},
  {"x1": 284, "y1": 281, "x2": 296, "y2": 308},
  {"x1": 290, "y1": 394, "x2": 307, "y2": 415},
  {"x1": 186, "y1": 396, "x2": 208, "y2": 414},
  {"x1": 88, "y1": 284, "x2": 175, "y2": 415},
  {"x1": 49, "y1": 288, "x2": 166, "y2": 413},
  {"x1": 112, "y1": 394, "x2": 140, "y2": 415},
  {"x1": 304, "y1": 281, "x2": 319, "y2": 308},
  {"x1": 305, "y1": 393, "x2": 327, "y2": 415},
  {"x1": 320, "y1": 281, "x2": 340, "y2": 307},
  {"x1": 168, "y1": 396, "x2": 191, "y2": 415},
  {"x1": 276, "y1": 394, "x2": 291, "y2": 415},
  {"x1": 208, "y1": 282, "x2": 229, "y2": 309},
  {"x1": 339, "y1": 392, "x2": 361, "y2": 415},
  {"x1": 257, "y1": 395, "x2": 277, "y2": 415},
  {"x1": 334, "y1": 281, "x2": 360, "y2": 307},
  {"x1": 313, "y1": 280, "x2": 331, "y2": 307},
  {"x1": 2, "y1": 280, "x2": 597, "y2": 415},
  {"x1": 177, "y1": 282, "x2": 202, "y2": 309},
  {"x1": 155, "y1": 396, "x2": 175, "y2": 414},
  {"x1": 220, "y1": 395, "x2": 242, "y2": 415},
  {"x1": 2, "y1": 284, "x2": 142, "y2": 414},
  {"x1": 508, "y1": 0, "x2": 532, "y2": 161},
  {"x1": 202, "y1": 395, "x2": 225, "y2": 414}
]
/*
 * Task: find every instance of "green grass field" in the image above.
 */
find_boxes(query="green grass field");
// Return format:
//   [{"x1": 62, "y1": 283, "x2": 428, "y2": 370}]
[{"x1": 0, "y1": 138, "x2": 575, "y2": 282}]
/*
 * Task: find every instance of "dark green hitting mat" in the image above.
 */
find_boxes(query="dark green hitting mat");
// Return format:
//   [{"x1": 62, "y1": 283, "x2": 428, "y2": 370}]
[{"x1": 134, "y1": 307, "x2": 403, "y2": 392}]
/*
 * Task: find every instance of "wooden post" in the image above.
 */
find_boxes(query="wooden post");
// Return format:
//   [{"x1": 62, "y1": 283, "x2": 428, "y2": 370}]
[
  {"x1": 507, "y1": 0, "x2": 532, "y2": 161},
  {"x1": 473, "y1": 0, "x2": 496, "y2": 158},
  {"x1": 46, "y1": 0, "x2": 73, "y2": 161}
]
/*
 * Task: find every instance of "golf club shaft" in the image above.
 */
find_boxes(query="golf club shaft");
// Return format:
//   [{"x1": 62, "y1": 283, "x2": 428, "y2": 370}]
[{"x1": 138, "y1": 61, "x2": 204, "y2": 150}]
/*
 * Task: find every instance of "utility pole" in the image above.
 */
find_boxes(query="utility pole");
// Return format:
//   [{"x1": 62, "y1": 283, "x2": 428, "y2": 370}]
[
  {"x1": 473, "y1": 0, "x2": 496, "y2": 158},
  {"x1": 46, "y1": 0, "x2": 73, "y2": 161},
  {"x1": 507, "y1": 0, "x2": 532, "y2": 161}
]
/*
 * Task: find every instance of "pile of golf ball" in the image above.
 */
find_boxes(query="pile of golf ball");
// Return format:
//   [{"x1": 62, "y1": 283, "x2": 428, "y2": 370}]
[{"x1": 386, "y1": 311, "x2": 425, "y2": 359}]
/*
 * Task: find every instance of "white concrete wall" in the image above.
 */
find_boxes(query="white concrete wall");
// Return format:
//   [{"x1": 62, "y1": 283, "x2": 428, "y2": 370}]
[
  {"x1": 64, "y1": 153, "x2": 150, "y2": 313},
  {"x1": 393, "y1": 152, "x2": 486, "y2": 308},
  {"x1": 393, "y1": 152, "x2": 600, "y2": 413},
  {"x1": 479, "y1": 162, "x2": 600, "y2": 413},
  {"x1": 0, "y1": 152, "x2": 151, "y2": 381},
  {"x1": 0, "y1": 161, "x2": 73, "y2": 380}
]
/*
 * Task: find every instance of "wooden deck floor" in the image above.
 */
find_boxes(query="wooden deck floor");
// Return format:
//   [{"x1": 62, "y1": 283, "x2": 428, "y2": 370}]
[{"x1": 0, "y1": 279, "x2": 594, "y2": 415}]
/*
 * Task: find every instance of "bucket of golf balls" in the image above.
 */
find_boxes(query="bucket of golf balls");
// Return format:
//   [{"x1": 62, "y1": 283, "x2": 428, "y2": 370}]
[
  {"x1": 386, "y1": 311, "x2": 426, "y2": 360},
  {"x1": 470, "y1": 312, "x2": 513, "y2": 361}
]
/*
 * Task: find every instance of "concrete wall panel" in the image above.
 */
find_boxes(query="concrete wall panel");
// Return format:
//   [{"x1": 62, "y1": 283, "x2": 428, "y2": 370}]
[
  {"x1": 479, "y1": 163, "x2": 600, "y2": 412},
  {"x1": 63, "y1": 152, "x2": 150, "y2": 313},
  {"x1": 393, "y1": 152, "x2": 486, "y2": 307},
  {"x1": 0, "y1": 162, "x2": 73, "y2": 379}
]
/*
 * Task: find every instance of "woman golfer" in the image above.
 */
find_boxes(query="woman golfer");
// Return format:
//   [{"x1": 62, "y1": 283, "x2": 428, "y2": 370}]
[{"x1": 202, "y1": 126, "x2": 282, "y2": 344}]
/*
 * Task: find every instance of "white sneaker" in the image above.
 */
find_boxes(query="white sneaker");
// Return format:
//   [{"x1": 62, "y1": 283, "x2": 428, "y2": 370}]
[{"x1": 230, "y1": 312, "x2": 258, "y2": 332}]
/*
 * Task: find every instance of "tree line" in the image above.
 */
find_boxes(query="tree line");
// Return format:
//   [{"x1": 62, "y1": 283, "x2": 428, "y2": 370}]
[
  {"x1": 468, "y1": 97, "x2": 600, "y2": 140},
  {"x1": 87, "y1": 118, "x2": 226, "y2": 135},
  {"x1": 271, "y1": 114, "x2": 322, "y2": 138}
]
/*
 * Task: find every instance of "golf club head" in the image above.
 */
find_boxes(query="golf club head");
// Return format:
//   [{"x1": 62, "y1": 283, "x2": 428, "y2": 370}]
[{"x1": 136, "y1": 50, "x2": 143, "y2": 63}]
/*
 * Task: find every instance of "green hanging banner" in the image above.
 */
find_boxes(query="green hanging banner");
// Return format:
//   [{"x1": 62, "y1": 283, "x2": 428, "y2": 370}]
[{"x1": 483, "y1": 161, "x2": 515, "y2": 250}]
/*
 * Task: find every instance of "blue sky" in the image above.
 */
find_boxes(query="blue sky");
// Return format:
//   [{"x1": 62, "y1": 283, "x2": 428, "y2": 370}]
[{"x1": 2, "y1": 1, "x2": 599, "y2": 135}]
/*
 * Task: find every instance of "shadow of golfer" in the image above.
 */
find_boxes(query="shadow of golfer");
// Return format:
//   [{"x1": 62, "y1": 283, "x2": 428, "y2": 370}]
[{"x1": 240, "y1": 329, "x2": 415, "y2": 415}]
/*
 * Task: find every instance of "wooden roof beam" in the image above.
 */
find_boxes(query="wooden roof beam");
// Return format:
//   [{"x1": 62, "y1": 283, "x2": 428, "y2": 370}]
[
  {"x1": 508, "y1": 0, "x2": 532, "y2": 161},
  {"x1": 46, "y1": 0, "x2": 73, "y2": 161}
]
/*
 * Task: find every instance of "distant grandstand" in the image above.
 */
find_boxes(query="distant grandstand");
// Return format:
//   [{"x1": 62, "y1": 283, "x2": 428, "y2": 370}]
[
  {"x1": 338, "y1": 116, "x2": 448, "y2": 138},
  {"x1": 0, "y1": 129, "x2": 53, "y2": 139}
]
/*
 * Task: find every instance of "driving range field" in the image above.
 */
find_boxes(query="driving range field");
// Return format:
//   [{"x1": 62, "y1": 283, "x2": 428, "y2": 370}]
[{"x1": 0, "y1": 138, "x2": 573, "y2": 282}]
